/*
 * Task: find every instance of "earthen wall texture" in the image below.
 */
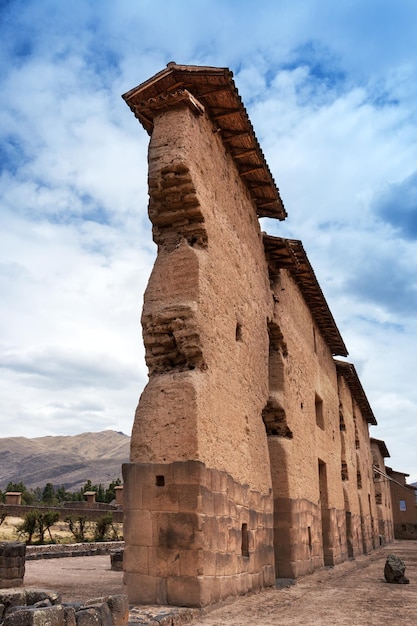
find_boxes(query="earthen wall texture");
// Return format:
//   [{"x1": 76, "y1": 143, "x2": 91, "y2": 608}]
[
  {"x1": 125, "y1": 104, "x2": 275, "y2": 606},
  {"x1": 268, "y1": 270, "x2": 342, "y2": 504},
  {"x1": 338, "y1": 375, "x2": 361, "y2": 517},
  {"x1": 370, "y1": 442, "x2": 394, "y2": 544},
  {"x1": 338, "y1": 376, "x2": 366, "y2": 556},
  {"x1": 267, "y1": 270, "x2": 349, "y2": 575},
  {"x1": 131, "y1": 106, "x2": 273, "y2": 492},
  {"x1": 355, "y1": 405, "x2": 379, "y2": 552},
  {"x1": 337, "y1": 375, "x2": 381, "y2": 554}
]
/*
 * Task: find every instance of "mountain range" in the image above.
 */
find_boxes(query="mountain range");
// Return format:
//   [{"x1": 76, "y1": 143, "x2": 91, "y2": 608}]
[{"x1": 0, "y1": 430, "x2": 130, "y2": 491}]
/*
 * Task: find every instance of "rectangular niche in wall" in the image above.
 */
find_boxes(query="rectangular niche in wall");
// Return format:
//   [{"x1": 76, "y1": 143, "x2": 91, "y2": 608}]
[{"x1": 315, "y1": 393, "x2": 324, "y2": 430}]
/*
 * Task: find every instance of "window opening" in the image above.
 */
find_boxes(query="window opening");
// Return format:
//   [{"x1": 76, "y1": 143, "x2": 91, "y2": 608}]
[
  {"x1": 315, "y1": 394, "x2": 324, "y2": 430},
  {"x1": 241, "y1": 523, "x2": 249, "y2": 557}
]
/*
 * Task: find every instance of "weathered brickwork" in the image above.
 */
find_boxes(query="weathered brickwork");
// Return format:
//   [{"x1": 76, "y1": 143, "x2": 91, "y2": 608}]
[{"x1": 122, "y1": 64, "x2": 394, "y2": 607}]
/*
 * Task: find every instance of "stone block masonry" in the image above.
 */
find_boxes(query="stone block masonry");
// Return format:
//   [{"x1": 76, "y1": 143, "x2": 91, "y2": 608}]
[
  {"x1": 123, "y1": 461, "x2": 274, "y2": 606},
  {"x1": 0, "y1": 543, "x2": 25, "y2": 589}
]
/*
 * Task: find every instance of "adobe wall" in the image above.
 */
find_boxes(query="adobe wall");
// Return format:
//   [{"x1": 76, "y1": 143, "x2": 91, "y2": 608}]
[
  {"x1": 124, "y1": 104, "x2": 275, "y2": 606},
  {"x1": 337, "y1": 374, "x2": 366, "y2": 556},
  {"x1": 370, "y1": 442, "x2": 394, "y2": 543},
  {"x1": 267, "y1": 269, "x2": 346, "y2": 578},
  {"x1": 355, "y1": 403, "x2": 379, "y2": 553},
  {"x1": 130, "y1": 105, "x2": 272, "y2": 485},
  {"x1": 337, "y1": 375, "x2": 379, "y2": 554},
  {"x1": 388, "y1": 470, "x2": 417, "y2": 539}
]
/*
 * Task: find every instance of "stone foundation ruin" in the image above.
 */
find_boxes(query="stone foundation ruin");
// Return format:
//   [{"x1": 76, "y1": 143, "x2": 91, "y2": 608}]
[
  {"x1": 0, "y1": 589, "x2": 128, "y2": 626},
  {"x1": 0, "y1": 543, "x2": 25, "y2": 589},
  {"x1": 121, "y1": 63, "x2": 394, "y2": 607}
]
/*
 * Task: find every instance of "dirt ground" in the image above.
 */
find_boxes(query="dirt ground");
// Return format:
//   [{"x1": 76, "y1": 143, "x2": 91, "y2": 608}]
[
  {"x1": 24, "y1": 554, "x2": 124, "y2": 603},
  {"x1": 23, "y1": 540, "x2": 417, "y2": 625},
  {"x1": 194, "y1": 541, "x2": 417, "y2": 626}
]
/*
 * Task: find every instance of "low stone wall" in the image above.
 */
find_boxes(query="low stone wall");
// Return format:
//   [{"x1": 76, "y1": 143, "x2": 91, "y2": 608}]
[
  {"x1": 0, "y1": 543, "x2": 25, "y2": 589},
  {"x1": 0, "y1": 504, "x2": 122, "y2": 523},
  {"x1": 26, "y1": 541, "x2": 124, "y2": 560},
  {"x1": 0, "y1": 588, "x2": 128, "y2": 625},
  {"x1": 110, "y1": 548, "x2": 124, "y2": 571}
]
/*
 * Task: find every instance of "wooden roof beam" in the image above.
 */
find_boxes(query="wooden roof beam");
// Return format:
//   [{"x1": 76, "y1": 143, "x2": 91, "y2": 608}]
[
  {"x1": 240, "y1": 166, "x2": 264, "y2": 176},
  {"x1": 233, "y1": 149, "x2": 258, "y2": 159},
  {"x1": 212, "y1": 108, "x2": 241, "y2": 120}
]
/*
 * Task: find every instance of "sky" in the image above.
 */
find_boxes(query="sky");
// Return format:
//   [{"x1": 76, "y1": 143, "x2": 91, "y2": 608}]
[{"x1": 1, "y1": 0, "x2": 417, "y2": 480}]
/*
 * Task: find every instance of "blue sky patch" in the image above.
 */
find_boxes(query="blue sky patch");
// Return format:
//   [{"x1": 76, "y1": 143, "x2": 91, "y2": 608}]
[{"x1": 374, "y1": 172, "x2": 417, "y2": 240}]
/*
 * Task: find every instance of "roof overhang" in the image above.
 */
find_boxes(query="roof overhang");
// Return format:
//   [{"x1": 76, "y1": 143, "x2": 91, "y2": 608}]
[
  {"x1": 370, "y1": 437, "x2": 390, "y2": 458},
  {"x1": 263, "y1": 235, "x2": 348, "y2": 357},
  {"x1": 122, "y1": 63, "x2": 286, "y2": 221},
  {"x1": 386, "y1": 466, "x2": 410, "y2": 478},
  {"x1": 335, "y1": 360, "x2": 377, "y2": 425}
]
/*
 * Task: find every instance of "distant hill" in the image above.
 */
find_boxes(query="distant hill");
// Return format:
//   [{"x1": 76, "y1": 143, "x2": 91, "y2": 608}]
[{"x1": 0, "y1": 430, "x2": 130, "y2": 491}]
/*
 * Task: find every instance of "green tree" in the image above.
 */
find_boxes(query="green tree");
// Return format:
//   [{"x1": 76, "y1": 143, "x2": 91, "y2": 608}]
[
  {"x1": 16, "y1": 510, "x2": 38, "y2": 544},
  {"x1": 94, "y1": 513, "x2": 115, "y2": 542},
  {"x1": 82, "y1": 479, "x2": 94, "y2": 493},
  {"x1": 32, "y1": 487, "x2": 42, "y2": 503},
  {"x1": 105, "y1": 478, "x2": 122, "y2": 503},
  {"x1": 96, "y1": 484, "x2": 105, "y2": 502},
  {"x1": 42, "y1": 483, "x2": 56, "y2": 505},
  {"x1": 16, "y1": 510, "x2": 59, "y2": 544},
  {"x1": 65, "y1": 515, "x2": 88, "y2": 542},
  {"x1": 56, "y1": 485, "x2": 71, "y2": 502},
  {"x1": 37, "y1": 511, "x2": 60, "y2": 543}
]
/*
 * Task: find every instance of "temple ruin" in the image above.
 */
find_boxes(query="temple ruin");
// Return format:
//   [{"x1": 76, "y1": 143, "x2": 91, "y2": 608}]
[{"x1": 121, "y1": 63, "x2": 394, "y2": 607}]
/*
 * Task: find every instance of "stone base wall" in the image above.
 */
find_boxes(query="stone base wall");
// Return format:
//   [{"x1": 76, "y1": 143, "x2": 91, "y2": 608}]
[
  {"x1": 394, "y1": 522, "x2": 417, "y2": 540},
  {"x1": 273, "y1": 499, "x2": 352, "y2": 578},
  {"x1": 0, "y1": 542, "x2": 25, "y2": 589},
  {"x1": 346, "y1": 512, "x2": 364, "y2": 557},
  {"x1": 377, "y1": 517, "x2": 394, "y2": 545},
  {"x1": 273, "y1": 497, "x2": 322, "y2": 578},
  {"x1": 360, "y1": 514, "x2": 377, "y2": 554},
  {"x1": 123, "y1": 461, "x2": 275, "y2": 607},
  {"x1": 347, "y1": 512, "x2": 381, "y2": 556},
  {"x1": 324, "y1": 508, "x2": 349, "y2": 566}
]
